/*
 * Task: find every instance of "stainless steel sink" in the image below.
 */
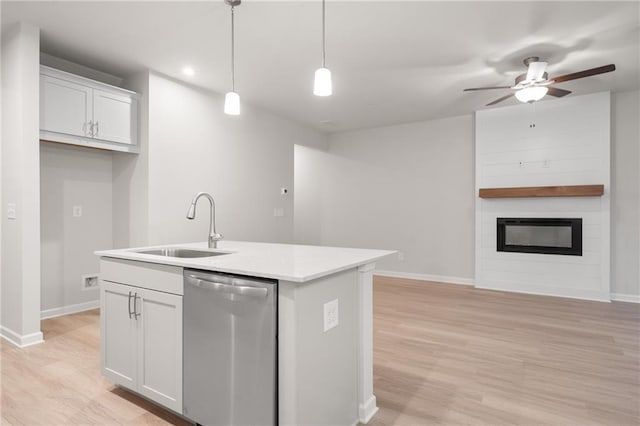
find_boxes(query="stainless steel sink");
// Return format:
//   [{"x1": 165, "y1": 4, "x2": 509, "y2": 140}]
[{"x1": 136, "y1": 248, "x2": 229, "y2": 258}]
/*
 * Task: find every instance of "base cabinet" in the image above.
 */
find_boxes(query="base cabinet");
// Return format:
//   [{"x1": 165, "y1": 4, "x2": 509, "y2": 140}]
[{"x1": 101, "y1": 280, "x2": 183, "y2": 413}]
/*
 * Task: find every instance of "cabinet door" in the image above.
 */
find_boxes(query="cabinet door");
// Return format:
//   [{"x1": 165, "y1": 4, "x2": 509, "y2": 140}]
[
  {"x1": 93, "y1": 89, "x2": 137, "y2": 145},
  {"x1": 40, "y1": 75, "x2": 92, "y2": 137},
  {"x1": 137, "y1": 288, "x2": 183, "y2": 413},
  {"x1": 101, "y1": 280, "x2": 137, "y2": 389}
]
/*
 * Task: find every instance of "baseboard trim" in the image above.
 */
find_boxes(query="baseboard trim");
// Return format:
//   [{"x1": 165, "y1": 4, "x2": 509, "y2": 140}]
[
  {"x1": 611, "y1": 293, "x2": 640, "y2": 303},
  {"x1": 476, "y1": 281, "x2": 610, "y2": 303},
  {"x1": 41, "y1": 300, "x2": 100, "y2": 320},
  {"x1": 373, "y1": 271, "x2": 622, "y2": 303},
  {"x1": 374, "y1": 270, "x2": 474, "y2": 286},
  {"x1": 0, "y1": 326, "x2": 44, "y2": 348},
  {"x1": 358, "y1": 395, "x2": 379, "y2": 424}
]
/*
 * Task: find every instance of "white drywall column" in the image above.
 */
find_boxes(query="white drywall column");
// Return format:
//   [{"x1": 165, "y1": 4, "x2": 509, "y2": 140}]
[
  {"x1": 358, "y1": 262, "x2": 378, "y2": 423},
  {"x1": 0, "y1": 4, "x2": 3, "y2": 328},
  {"x1": 475, "y1": 92, "x2": 611, "y2": 301},
  {"x1": 611, "y1": 90, "x2": 640, "y2": 299},
  {"x1": 1, "y1": 23, "x2": 43, "y2": 347}
]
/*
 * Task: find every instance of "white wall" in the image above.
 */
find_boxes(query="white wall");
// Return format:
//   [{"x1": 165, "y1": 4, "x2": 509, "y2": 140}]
[
  {"x1": 293, "y1": 145, "x2": 326, "y2": 245},
  {"x1": 475, "y1": 92, "x2": 611, "y2": 301},
  {"x1": 295, "y1": 91, "x2": 638, "y2": 300},
  {"x1": 146, "y1": 73, "x2": 327, "y2": 246},
  {"x1": 0, "y1": 4, "x2": 4, "y2": 332},
  {"x1": 611, "y1": 90, "x2": 640, "y2": 298},
  {"x1": 113, "y1": 71, "x2": 149, "y2": 249},
  {"x1": 294, "y1": 115, "x2": 475, "y2": 282},
  {"x1": 1, "y1": 23, "x2": 42, "y2": 346},
  {"x1": 40, "y1": 142, "x2": 112, "y2": 312}
]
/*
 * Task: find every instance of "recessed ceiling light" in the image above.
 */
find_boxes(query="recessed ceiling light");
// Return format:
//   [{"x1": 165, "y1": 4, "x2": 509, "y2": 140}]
[{"x1": 182, "y1": 67, "x2": 195, "y2": 77}]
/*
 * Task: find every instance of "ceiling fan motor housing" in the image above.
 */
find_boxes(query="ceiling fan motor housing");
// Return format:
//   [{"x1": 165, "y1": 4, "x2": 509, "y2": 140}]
[
  {"x1": 515, "y1": 72, "x2": 548, "y2": 86},
  {"x1": 523, "y1": 56, "x2": 541, "y2": 66}
]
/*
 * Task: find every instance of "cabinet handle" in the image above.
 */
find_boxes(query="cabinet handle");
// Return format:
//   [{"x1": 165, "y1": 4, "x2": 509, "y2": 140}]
[
  {"x1": 127, "y1": 291, "x2": 133, "y2": 319},
  {"x1": 94, "y1": 121, "x2": 99, "y2": 137},
  {"x1": 82, "y1": 122, "x2": 87, "y2": 136},
  {"x1": 88, "y1": 120, "x2": 94, "y2": 137},
  {"x1": 133, "y1": 292, "x2": 140, "y2": 319}
]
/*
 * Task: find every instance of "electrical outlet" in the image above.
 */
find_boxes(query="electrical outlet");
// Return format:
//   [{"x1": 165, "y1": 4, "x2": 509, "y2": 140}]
[
  {"x1": 7, "y1": 203, "x2": 16, "y2": 220},
  {"x1": 73, "y1": 205, "x2": 83, "y2": 217},
  {"x1": 82, "y1": 274, "x2": 99, "y2": 290},
  {"x1": 280, "y1": 187, "x2": 288, "y2": 195},
  {"x1": 324, "y1": 299, "x2": 339, "y2": 332}
]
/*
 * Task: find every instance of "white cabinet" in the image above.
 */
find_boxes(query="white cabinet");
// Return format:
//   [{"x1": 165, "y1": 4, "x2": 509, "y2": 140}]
[
  {"x1": 40, "y1": 66, "x2": 139, "y2": 153},
  {"x1": 40, "y1": 75, "x2": 93, "y2": 138},
  {"x1": 101, "y1": 280, "x2": 183, "y2": 413},
  {"x1": 93, "y1": 89, "x2": 136, "y2": 145},
  {"x1": 101, "y1": 281, "x2": 137, "y2": 389}
]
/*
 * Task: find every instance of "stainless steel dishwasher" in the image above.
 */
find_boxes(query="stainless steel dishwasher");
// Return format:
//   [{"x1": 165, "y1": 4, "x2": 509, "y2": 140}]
[{"x1": 183, "y1": 269, "x2": 277, "y2": 426}]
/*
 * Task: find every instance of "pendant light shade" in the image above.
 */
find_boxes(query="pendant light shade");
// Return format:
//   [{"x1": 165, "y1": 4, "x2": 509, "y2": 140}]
[
  {"x1": 224, "y1": 0, "x2": 241, "y2": 115},
  {"x1": 515, "y1": 86, "x2": 548, "y2": 103},
  {"x1": 314, "y1": 0, "x2": 332, "y2": 96},
  {"x1": 314, "y1": 67, "x2": 332, "y2": 96},
  {"x1": 224, "y1": 91, "x2": 240, "y2": 115}
]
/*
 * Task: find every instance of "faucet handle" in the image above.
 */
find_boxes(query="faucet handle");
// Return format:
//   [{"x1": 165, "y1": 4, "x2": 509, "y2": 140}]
[{"x1": 209, "y1": 233, "x2": 224, "y2": 249}]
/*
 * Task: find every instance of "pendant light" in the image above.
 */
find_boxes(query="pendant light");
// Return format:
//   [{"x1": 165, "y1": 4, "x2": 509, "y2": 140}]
[
  {"x1": 313, "y1": 0, "x2": 332, "y2": 96},
  {"x1": 224, "y1": 0, "x2": 241, "y2": 115}
]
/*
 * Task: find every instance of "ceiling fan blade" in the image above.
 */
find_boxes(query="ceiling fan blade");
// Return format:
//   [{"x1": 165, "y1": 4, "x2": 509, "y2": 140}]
[
  {"x1": 463, "y1": 86, "x2": 512, "y2": 91},
  {"x1": 551, "y1": 64, "x2": 616, "y2": 84},
  {"x1": 486, "y1": 93, "x2": 514, "y2": 106},
  {"x1": 526, "y1": 61, "x2": 547, "y2": 81},
  {"x1": 547, "y1": 87, "x2": 572, "y2": 97}
]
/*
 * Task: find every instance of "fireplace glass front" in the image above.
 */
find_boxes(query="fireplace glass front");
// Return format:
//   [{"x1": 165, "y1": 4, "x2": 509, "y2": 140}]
[{"x1": 497, "y1": 218, "x2": 582, "y2": 256}]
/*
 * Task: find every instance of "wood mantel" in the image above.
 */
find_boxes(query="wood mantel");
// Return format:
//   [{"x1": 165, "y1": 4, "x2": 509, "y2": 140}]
[{"x1": 479, "y1": 184, "x2": 605, "y2": 199}]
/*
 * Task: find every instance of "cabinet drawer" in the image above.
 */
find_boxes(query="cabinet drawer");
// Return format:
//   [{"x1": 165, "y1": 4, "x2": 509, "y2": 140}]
[{"x1": 100, "y1": 258, "x2": 183, "y2": 295}]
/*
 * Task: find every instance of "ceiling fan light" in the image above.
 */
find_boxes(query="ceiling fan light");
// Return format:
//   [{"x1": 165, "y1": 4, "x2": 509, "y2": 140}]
[
  {"x1": 314, "y1": 67, "x2": 332, "y2": 96},
  {"x1": 224, "y1": 91, "x2": 240, "y2": 115},
  {"x1": 515, "y1": 86, "x2": 548, "y2": 103}
]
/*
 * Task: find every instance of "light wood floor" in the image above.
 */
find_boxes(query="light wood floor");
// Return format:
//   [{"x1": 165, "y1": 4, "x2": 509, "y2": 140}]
[
  {"x1": 369, "y1": 277, "x2": 640, "y2": 426},
  {"x1": 0, "y1": 310, "x2": 190, "y2": 426},
  {"x1": 1, "y1": 279, "x2": 638, "y2": 425}
]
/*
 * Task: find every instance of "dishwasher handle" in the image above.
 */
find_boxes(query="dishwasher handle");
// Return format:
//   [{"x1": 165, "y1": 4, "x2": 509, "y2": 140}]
[{"x1": 186, "y1": 275, "x2": 269, "y2": 299}]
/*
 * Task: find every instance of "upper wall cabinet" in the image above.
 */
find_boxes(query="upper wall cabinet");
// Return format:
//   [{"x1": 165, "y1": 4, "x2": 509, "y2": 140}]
[{"x1": 40, "y1": 66, "x2": 139, "y2": 154}]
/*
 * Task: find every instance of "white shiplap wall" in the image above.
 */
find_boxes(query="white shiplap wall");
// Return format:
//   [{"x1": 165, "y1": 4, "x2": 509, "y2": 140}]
[{"x1": 475, "y1": 92, "x2": 610, "y2": 301}]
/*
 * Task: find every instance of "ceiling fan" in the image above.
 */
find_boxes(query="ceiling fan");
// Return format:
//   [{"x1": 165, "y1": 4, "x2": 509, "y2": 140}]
[{"x1": 464, "y1": 56, "x2": 616, "y2": 106}]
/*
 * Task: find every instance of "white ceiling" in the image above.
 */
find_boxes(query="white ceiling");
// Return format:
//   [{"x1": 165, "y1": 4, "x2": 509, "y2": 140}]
[{"x1": 2, "y1": 1, "x2": 639, "y2": 133}]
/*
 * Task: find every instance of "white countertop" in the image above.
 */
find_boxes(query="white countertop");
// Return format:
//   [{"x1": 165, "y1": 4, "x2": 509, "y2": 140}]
[{"x1": 96, "y1": 241, "x2": 395, "y2": 283}]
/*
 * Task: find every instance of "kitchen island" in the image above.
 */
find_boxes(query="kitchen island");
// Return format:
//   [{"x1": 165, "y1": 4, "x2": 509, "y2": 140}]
[{"x1": 96, "y1": 241, "x2": 394, "y2": 426}]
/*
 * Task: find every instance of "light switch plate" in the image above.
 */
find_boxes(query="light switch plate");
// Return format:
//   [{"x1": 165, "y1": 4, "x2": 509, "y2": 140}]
[
  {"x1": 73, "y1": 205, "x2": 83, "y2": 217},
  {"x1": 324, "y1": 299, "x2": 339, "y2": 332}
]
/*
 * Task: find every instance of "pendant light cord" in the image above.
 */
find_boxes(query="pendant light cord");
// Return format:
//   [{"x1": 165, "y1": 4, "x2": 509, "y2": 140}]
[
  {"x1": 231, "y1": 5, "x2": 236, "y2": 92},
  {"x1": 321, "y1": 0, "x2": 326, "y2": 68}
]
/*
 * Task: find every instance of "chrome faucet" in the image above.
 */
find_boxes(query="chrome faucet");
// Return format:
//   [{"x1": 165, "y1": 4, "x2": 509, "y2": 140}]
[{"x1": 186, "y1": 192, "x2": 223, "y2": 249}]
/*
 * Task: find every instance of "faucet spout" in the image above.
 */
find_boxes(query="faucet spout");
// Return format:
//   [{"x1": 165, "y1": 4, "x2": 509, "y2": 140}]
[{"x1": 186, "y1": 192, "x2": 223, "y2": 248}]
